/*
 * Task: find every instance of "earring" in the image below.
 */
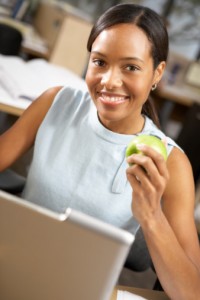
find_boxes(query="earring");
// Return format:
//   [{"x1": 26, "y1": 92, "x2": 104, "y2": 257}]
[{"x1": 151, "y1": 83, "x2": 157, "y2": 91}]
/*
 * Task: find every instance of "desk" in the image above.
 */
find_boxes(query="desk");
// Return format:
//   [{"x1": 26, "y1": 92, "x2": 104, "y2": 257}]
[
  {"x1": 155, "y1": 81, "x2": 200, "y2": 107},
  {"x1": 151, "y1": 52, "x2": 200, "y2": 130},
  {"x1": 153, "y1": 50, "x2": 200, "y2": 107},
  {"x1": 0, "y1": 55, "x2": 88, "y2": 118},
  {"x1": 0, "y1": 86, "x2": 30, "y2": 117},
  {"x1": 0, "y1": 102, "x2": 26, "y2": 116},
  {"x1": 111, "y1": 286, "x2": 170, "y2": 300}
]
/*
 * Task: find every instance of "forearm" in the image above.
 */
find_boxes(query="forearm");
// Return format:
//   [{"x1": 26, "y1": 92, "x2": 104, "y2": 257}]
[{"x1": 141, "y1": 211, "x2": 200, "y2": 300}]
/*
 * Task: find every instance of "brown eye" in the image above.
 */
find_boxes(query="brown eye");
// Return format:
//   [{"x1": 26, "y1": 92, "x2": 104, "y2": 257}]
[
  {"x1": 125, "y1": 65, "x2": 139, "y2": 72},
  {"x1": 93, "y1": 59, "x2": 105, "y2": 67}
]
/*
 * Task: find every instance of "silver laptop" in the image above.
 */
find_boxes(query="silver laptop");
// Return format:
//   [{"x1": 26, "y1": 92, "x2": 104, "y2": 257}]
[{"x1": 0, "y1": 190, "x2": 134, "y2": 300}]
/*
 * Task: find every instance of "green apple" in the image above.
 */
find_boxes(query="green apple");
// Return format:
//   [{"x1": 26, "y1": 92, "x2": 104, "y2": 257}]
[{"x1": 125, "y1": 134, "x2": 167, "y2": 161}]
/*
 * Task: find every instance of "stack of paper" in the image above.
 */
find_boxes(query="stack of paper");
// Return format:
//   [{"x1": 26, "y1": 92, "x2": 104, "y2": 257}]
[
  {"x1": 0, "y1": 54, "x2": 87, "y2": 102},
  {"x1": 117, "y1": 290, "x2": 148, "y2": 300}
]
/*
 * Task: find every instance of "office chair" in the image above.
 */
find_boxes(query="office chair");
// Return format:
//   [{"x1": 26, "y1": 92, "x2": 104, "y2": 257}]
[
  {"x1": 0, "y1": 169, "x2": 26, "y2": 195},
  {"x1": 0, "y1": 23, "x2": 25, "y2": 194},
  {"x1": 176, "y1": 103, "x2": 200, "y2": 184},
  {"x1": 0, "y1": 23, "x2": 23, "y2": 56}
]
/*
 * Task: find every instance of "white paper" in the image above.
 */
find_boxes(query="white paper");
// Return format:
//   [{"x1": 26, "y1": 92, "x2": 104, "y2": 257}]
[
  {"x1": 0, "y1": 54, "x2": 87, "y2": 103},
  {"x1": 117, "y1": 290, "x2": 148, "y2": 300}
]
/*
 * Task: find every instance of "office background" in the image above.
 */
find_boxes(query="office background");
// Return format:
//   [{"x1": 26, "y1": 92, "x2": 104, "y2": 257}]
[{"x1": 2, "y1": 0, "x2": 200, "y2": 58}]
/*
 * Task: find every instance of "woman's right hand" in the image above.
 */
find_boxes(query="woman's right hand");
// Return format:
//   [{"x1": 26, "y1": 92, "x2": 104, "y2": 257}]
[{"x1": 126, "y1": 143, "x2": 169, "y2": 225}]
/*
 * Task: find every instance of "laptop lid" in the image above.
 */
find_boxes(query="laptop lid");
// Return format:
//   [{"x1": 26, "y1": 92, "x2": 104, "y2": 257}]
[{"x1": 0, "y1": 190, "x2": 134, "y2": 300}]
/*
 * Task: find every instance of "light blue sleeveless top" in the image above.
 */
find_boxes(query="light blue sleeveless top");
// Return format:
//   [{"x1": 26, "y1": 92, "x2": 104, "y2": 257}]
[{"x1": 22, "y1": 86, "x2": 179, "y2": 234}]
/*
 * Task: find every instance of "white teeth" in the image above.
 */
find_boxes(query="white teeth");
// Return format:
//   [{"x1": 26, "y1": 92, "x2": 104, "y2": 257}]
[{"x1": 103, "y1": 95, "x2": 125, "y2": 102}]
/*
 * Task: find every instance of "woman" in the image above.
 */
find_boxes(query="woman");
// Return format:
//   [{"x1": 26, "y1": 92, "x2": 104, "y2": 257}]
[{"x1": 0, "y1": 4, "x2": 200, "y2": 299}]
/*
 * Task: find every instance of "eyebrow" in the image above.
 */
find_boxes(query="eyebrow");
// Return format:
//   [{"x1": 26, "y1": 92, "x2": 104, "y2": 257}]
[{"x1": 91, "y1": 51, "x2": 145, "y2": 64}]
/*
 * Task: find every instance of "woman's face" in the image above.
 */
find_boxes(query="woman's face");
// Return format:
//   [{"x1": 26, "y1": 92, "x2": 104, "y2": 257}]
[{"x1": 85, "y1": 23, "x2": 165, "y2": 134}]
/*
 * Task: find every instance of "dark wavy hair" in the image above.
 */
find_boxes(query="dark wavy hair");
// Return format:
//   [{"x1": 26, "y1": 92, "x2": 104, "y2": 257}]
[{"x1": 87, "y1": 3, "x2": 169, "y2": 128}]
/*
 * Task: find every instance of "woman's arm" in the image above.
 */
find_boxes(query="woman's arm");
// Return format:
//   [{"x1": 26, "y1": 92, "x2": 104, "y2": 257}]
[
  {"x1": 126, "y1": 146, "x2": 200, "y2": 300},
  {"x1": 0, "y1": 86, "x2": 62, "y2": 171}
]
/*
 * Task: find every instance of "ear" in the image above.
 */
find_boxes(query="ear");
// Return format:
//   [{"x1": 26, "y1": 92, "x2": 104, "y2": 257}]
[{"x1": 153, "y1": 61, "x2": 166, "y2": 85}]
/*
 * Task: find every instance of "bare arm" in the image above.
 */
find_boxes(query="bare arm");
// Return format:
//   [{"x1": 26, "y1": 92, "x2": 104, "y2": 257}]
[
  {"x1": 126, "y1": 146, "x2": 200, "y2": 300},
  {"x1": 0, "y1": 86, "x2": 62, "y2": 171}
]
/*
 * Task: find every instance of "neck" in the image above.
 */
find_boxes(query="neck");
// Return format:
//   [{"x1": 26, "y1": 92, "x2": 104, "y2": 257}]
[{"x1": 98, "y1": 114, "x2": 145, "y2": 135}]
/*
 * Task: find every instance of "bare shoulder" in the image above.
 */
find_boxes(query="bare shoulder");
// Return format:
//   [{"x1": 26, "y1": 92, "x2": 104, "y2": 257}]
[
  {"x1": 28, "y1": 86, "x2": 63, "y2": 112},
  {"x1": 40, "y1": 85, "x2": 63, "y2": 100},
  {"x1": 18, "y1": 86, "x2": 63, "y2": 127},
  {"x1": 167, "y1": 146, "x2": 193, "y2": 180},
  {"x1": 163, "y1": 145, "x2": 195, "y2": 216}
]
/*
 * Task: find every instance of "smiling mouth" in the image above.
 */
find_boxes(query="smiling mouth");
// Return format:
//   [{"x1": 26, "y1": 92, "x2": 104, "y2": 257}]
[{"x1": 99, "y1": 93, "x2": 129, "y2": 104}]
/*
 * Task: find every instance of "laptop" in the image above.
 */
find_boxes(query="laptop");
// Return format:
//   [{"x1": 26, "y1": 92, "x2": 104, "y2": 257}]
[{"x1": 0, "y1": 190, "x2": 134, "y2": 300}]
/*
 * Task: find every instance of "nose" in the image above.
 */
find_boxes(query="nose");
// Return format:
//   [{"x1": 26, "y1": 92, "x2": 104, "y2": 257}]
[{"x1": 101, "y1": 69, "x2": 122, "y2": 89}]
